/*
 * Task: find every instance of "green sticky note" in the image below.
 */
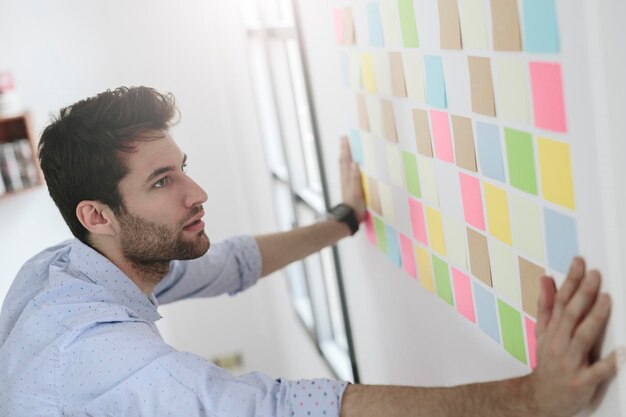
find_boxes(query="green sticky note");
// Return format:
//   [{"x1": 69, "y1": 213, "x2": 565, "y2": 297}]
[
  {"x1": 402, "y1": 151, "x2": 421, "y2": 198},
  {"x1": 432, "y1": 255, "x2": 454, "y2": 306},
  {"x1": 504, "y1": 128, "x2": 537, "y2": 195},
  {"x1": 374, "y1": 216, "x2": 388, "y2": 254},
  {"x1": 498, "y1": 300, "x2": 527, "y2": 364},
  {"x1": 397, "y1": 0, "x2": 419, "y2": 48}
]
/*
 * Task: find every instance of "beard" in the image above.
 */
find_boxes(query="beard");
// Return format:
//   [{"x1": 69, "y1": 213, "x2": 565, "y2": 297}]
[{"x1": 117, "y1": 206, "x2": 210, "y2": 280}]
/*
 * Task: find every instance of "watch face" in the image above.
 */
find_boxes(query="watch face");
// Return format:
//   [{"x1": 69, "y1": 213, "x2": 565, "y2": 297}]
[{"x1": 333, "y1": 205, "x2": 350, "y2": 218}]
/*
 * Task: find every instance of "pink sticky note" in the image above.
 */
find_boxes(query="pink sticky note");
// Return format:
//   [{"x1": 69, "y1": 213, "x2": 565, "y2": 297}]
[
  {"x1": 459, "y1": 173, "x2": 485, "y2": 230},
  {"x1": 408, "y1": 198, "x2": 428, "y2": 245},
  {"x1": 364, "y1": 211, "x2": 377, "y2": 246},
  {"x1": 452, "y1": 268, "x2": 475, "y2": 322},
  {"x1": 530, "y1": 62, "x2": 567, "y2": 132},
  {"x1": 333, "y1": 9, "x2": 344, "y2": 45},
  {"x1": 399, "y1": 234, "x2": 417, "y2": 278},
  {"x1": 525, "y1": 317, "x2": 537, "y2": 369},
  {"x1": 429, "y1": 110, "x2": 454, "y2": 163}
]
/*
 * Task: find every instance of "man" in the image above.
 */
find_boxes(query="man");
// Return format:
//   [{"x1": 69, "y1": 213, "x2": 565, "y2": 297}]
[{"x1": 0, "y1": 86, "x2": 619, "y2": 417}]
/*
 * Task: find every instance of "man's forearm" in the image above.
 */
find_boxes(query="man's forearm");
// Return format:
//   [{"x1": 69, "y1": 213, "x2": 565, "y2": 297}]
[
  {"x1": 341, "y1": 376, "x2": 538, "y2": 417},
  {"x1": 255, "y1": 219, "x2": 352, "y2": 277}
]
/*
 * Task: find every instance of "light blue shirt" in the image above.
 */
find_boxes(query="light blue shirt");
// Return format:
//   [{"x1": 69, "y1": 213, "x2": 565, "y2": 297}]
[{"x1": 0, "y1": 237, "x2": 347, "y2": 417}]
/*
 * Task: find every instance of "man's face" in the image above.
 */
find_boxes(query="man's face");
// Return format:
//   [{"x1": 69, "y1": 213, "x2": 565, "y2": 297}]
[{"x1": 115, "y1": 132, "x2": 210, "y2": 267}]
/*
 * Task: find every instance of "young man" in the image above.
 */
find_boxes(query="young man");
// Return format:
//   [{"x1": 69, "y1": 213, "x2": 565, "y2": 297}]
[{"x1": 0, "y1": 86, "x2": 619, "y2": 417}]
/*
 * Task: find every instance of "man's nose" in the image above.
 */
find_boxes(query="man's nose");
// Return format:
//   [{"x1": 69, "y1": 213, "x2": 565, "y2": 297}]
[{"x1": 183, "y1": 176, "x2": 208, "y2": 208}]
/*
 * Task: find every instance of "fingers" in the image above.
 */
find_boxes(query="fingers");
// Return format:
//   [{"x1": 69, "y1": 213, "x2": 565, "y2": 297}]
[
  {"x1": 579, "y1": 349, "x2": 618, "y2": 387},
  {"x1": 569, "y1": 293, "x2": 611, "y2": 362},
  {"x1": 535, "y1": 276, "x2": 557, "y2": 339},
  {"x1": 340, "y1": 136, "x2": 351, "y2": 187},
  {"x1": 549, "y1": 257, "x2": 586, "y2": 331}
]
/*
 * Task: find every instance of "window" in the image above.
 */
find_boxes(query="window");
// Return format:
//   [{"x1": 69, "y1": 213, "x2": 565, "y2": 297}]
[{"x1": 241, "y1": 0, "x2": 359, "y2": 382}]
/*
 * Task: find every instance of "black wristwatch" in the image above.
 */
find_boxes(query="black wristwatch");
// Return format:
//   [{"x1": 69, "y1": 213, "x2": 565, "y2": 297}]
[{"x1": 328, "y1": 203, "x2": 360, "y2": 235}]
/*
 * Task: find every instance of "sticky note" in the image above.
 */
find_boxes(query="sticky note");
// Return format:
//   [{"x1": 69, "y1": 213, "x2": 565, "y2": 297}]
[
  {"x1": 443, "y1": 216, "x2": 467, "y2": 269},
  {"x1": 403, "y1": 54, "x2": 426, "y2": 102},
  {"x1": 415, "y1": 245, "x2": 436, "y2": 293},
  {"x1": 367, "y1": 177, "x2": 382, "y2": 214},
  {"x1": 438, "y1": 0, "x2": 462, "y2": 49},
  {"x1": 366, "y1": 96, "x2": 383, "y2": 137},
  {"x1": 453, "y1": 268, "x2": 476, "y2": 322},
  {"x1": 364, "y1": 211, "x2": 377, "y2": 246},
  {"x1": 399, "y1": 233, "x2": 417, "y2": 277},
  {"x1": 468, "y1": 56, "x2": 496, "y2": 116},
  {"x1": 435, "y1": 163, "x2": 464, "y2": 220},
  {"x1": 379, "y1": 183, "x2": 396, "y2": 224},
  {"x1": 538, "y1": 137, "x2": 575, "y2": 209},
  {"x1": 387, "y1": 144, "x2": 404, "y2": 188},
  {"x1": 373, "y1": 51, "x2": 393, "y2": 96},
  {"x1": 475, "y1": 122, "x2": 506, "y2": 182},
  {"x1": 544, "y1": 208, "x2": 579, "y2": 274},
  {"x1": 361, "y1": 134, "x2": 377, "y2": 176},
  {"x1": 412, "y1": 109, "x2": 433, "y2": 157},
  {"x1": 491, "y1": 0, "x2": 522, "y2": 51},
  {"x1": 418, "y1": 156, "x2": 439, "y2": 207},
  {"x1": 458, "y1": 0, "x2": 488, "y2": 49},
  {"x1": 530, "y1": 62, "x2": 567, "y2": 132},
  {"x1": 333, "y1": 8, "x2": 344, "y2": 45},
  {"x1": 408, "y1": 198, "x2": 428, "y2": 245},
  {"x1": 526, "y1": 317, "x2": 537, "y2": 369},
  {"x1": 362, "y1": 53, "x2": 377, "y2": 94},
  {"x1": 451, "y1": 115, "x2": 477, "y2": 172},
  {"x1": 510, "y1": 193, "x2": 545, "y2": 262},
  {"x1": 473, "y1": 282, "x2": 500, "y2": 342},
  {"x1": 349, "y1": 129, "x2": 364, "y2": 166},
  {"x1": 380, "y1": 0, "x2": 402, "y2": 47},
  {"x1": 505, "y1": 128, "x2": 537, "y2": 195},
  {"x1": 426, "y1": 207, "x2": 446, "y2": 256},
  {"x1": 489, "y1": 238, "x2": 520, "y2": 304},
  {"x1": 389, "y1": 52, "x2": 407, "y2": 97},
  {"x1": 430, "y1": 110, "x2": 454, "y2": 163},
  {"x1": 432, "y1": 255, "x2": 454, "y2": 306},
  {"x1": 362, "y1": 172, "x2": 371, "y2": 208},
  {"x1": 484, "y1": 183, "x2": 512, "y2": 245},
  {"x1": 402, "y1": 151, "x2": 421, "y2": 198},
  {"x1": 522, "y1": 0, "x2": 560, "y2": 53},
  {"x1": 519, "y1": 256, "x2": 544, "y2": 318},
  {"x1": 367, "y1": 3, "x2": 385, "y2": 47},
  {"x1": 467, "y1": 227, "x2": 492, "y2": 286},
  {"x1": 343, "y1": 8, "x2": 356, "y2": 45},
  {"x1": 459, "y1": 173, "x2": 485, "y2": 231},
  {"x1": 425, "y1": 55, "x2": 447, "y2": 109},
  {"x1": 374, "y1": 216, "x2": 387, "y2": 254},
  {"x1": 498, "y1": 300, "x2": 527, "y2": 364},
  {"x1": 442, "y1": 55, "x2": 472, "y2": 114},
  {"x1": 397, "y1": 0, "x2": 420, "y2": 48},
  {"x1": 381, "y1": 100, "x2": 398, "y2": 142},
  {"x1": 356, "y1": 94, "x2": 370, "y2": 132},
  {"x1": 386, "y1": 225, "x2": 402, "y2": 267},
  {"x1": 495, "y1": 57, "x2": 531, "y2": 123}
]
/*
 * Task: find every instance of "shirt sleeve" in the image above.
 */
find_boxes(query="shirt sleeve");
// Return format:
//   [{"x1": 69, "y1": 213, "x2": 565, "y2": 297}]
[
  {"x1": 60, "y1": 319, "x2": 348, "y2": 417},
  {"x1": 154, "y1": 235, "x2": 263, "y2": 304}
]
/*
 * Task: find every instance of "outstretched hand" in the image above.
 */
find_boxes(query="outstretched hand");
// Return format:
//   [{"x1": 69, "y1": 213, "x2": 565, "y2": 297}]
[
  {"x1": 339, "y1": 136, "x2": 366, "y2": 222},
  {"x1": 529, "y1": 257, "x2": 621, "y2": 417}
]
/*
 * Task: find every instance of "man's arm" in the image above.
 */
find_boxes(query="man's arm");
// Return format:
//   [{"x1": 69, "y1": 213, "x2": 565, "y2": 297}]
[
  {"x1": 340, "y1": 257, "x2": 621, "y2": 417},
  {"x1": 256, "y1": 137, "x2": 366, "y2": 277}
]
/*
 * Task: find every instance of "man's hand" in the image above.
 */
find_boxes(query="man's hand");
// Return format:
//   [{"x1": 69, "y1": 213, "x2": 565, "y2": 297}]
[
  {"x1": 528, "y1": 257, "x2": 620, "y2": 417},
  {"x1": 339, "y1": 136, "x2": 366, "y2": 222}
]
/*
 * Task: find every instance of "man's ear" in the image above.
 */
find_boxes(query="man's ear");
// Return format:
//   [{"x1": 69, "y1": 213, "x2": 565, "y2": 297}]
[{"x1": 76, "y1": 201, "x2": 117, "y2": 237}]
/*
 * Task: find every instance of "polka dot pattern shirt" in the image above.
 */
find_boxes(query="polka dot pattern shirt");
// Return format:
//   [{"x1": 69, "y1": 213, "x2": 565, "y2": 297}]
[{"x1": 0, "y1": 237, "x2": 348, "y2": 417}]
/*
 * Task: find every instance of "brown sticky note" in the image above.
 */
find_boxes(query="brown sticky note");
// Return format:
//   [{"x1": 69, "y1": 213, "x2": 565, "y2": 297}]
[
  {"x1": 344, "y1": 8, "x2": 356, "y2": 45},
  {"x1": 356, "y1": 94, "x2": 369, "y2": 132},
  {"x1": 491, "y1": 0, "x2": 521, "y2": 51},
  {"x1": 519, "y1": 257, "x2": 545, "y2": 319},
  {"x1": 412, "y1": 109, "x2": 433, "y2": 157},
  {"x1": 389, "y1": 52, "x2": 407, "y2": 97},
  {"x1": 381, "y1": 99, "x2": 398, "y2": 142},
  {"x1": 438, "y1": 0, "x2": 462, "y2": 49},
  {"x1": 451, "y1": 115, "x2": 477, "y2": 172},
  {"x1": 467, "y1": 227, "x2": 492, "y2": 286},
  {"x1": 367, "y1": 177, "x2": 382, "y2": 214},
  {"x1": 468, "y1": 56, "x2": 496, "y2": 117}
]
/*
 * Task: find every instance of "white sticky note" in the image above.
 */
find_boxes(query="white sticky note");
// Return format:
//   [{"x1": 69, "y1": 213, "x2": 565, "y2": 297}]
[
  {"x1": 489, "y1": 237, "x2": 521, "y2": 304},
  {"x1": 435, "y1": 161, "x2": 464, "y2": 220},
  {"x1": 379, "y1": 0, "x2": 402, "y2": 48},
  {"x1": 373, "y1": 51, "x2": 392, "y2": 96},
  {"x1": 366, "y1": 96, "x2": 383, "y2": 137},
  {"x1": 495, "y1": 57, "x2": 530, "y2": 124},
  {"x1": 442, "y1": 55, "x2": 472, "y2": 115},
  {"x1": 386, "y1": 143, "x2": 405, "y2": 188},
  {"x1": 361, "y1": 133, "x2": 378, "y2": 178},
  {"x1": 418, "y1": 155, "x2": 439, "y2": 207},
  {"x1": 402, "y1": 53, "x2": 426, "y2": 103},
  {"x1": 379, "y1": 182, "x2": 396, "y2": 225},
  {"x1": 443, "y1": 215, "x2": 468, "y2": 270},
  {"x1": 348, "y1": 50, "x2": 361, "y2": 91},
  {"x1": 458, "y1": 0, "x2": 489, "y2": 49}
]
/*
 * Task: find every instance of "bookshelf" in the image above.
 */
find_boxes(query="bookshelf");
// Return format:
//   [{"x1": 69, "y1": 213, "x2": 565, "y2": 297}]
[{"x1": 0, "y1": 113, "x2": 42, "y2": 198}]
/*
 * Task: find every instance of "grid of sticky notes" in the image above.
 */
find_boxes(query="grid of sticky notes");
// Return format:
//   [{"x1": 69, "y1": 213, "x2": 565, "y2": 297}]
[{"x1": 337, "y1": 0, "x2": 576, "y2": 367}]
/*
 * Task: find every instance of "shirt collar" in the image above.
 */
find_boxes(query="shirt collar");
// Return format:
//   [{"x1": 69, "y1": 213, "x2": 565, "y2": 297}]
[{"x1": 68, "y1": 239, "x2": 162, "y2": 322}]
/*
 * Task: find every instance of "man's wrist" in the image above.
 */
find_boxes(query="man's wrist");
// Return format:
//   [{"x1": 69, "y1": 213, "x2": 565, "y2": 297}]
[{"x1": 327, "y1": 203, "x2": 360, "y2": 236}]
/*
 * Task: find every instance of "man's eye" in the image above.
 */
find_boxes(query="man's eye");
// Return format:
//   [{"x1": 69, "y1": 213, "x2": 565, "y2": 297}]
[
  {"x1": 154, "y1": 177, "x2": 169, "y2": 188},
  {"x1": 182, "y1": 163, "x2": 188, "y2": 173}
]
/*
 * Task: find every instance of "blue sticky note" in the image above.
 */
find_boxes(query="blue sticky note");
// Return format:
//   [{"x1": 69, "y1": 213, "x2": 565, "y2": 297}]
[
  {"x1": 544, "y1": 208, "x2": 579, "y2": 274},
  {"x1": 424, "y1": 55, "x2": 447, "y2": 109},
  {"x1": 385, "y1": 225, "x2": 402, "y2": 267},
  {"x1": 349, "y1": 129, "x2": 364, "y2": 166},
  {"x1": 340, "y1": 52, "x2": 349, "y2": 88},
  {"x1": 473, "y1": 283, "x2": 500, "y2": 343},
  {"x1": 367, "y1": 3, "x2": 385, "y2": 48},
  {"x1": 522, "y1": 0, "x2": 560, "y2": 53},
  {"x1": 475, "y1": 122, "x2": 506, "y2": 182}
]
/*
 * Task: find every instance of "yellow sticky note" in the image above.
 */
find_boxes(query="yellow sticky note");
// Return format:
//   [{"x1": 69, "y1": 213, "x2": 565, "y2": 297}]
[
  {"x1": 426, "y1": 207, "x2": 446, "y2": 256},
  {"x1": 361, "y1": 172, "x2": 371, "y2": 209},
  {"x1": 415, "y1": 245, "x2": 436, "y2": 293},
  {"x1": 538, "y1": 137, "x2": 575, "y2": 209},
  {"x1": 484, "y1": 183, "x2": 512, "y2": 245},
  {"x1": 362, "y1": 53, "x2": 377, "y2": 94}
]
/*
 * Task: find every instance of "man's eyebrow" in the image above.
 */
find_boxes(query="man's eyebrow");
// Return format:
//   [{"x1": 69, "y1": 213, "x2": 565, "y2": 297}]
[{"x1": 145, "y1": 154, "x2": 187, "y2": 184}]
